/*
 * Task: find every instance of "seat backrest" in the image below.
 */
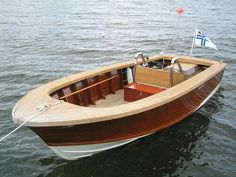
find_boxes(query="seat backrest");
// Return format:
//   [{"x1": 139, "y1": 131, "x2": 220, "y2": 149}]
[
  {"x1": 135, "y1": 66, "x2": 170, "y2": 88},
  {"x1": 135, "y1": 66, "x2": 185, "y2": 88}
]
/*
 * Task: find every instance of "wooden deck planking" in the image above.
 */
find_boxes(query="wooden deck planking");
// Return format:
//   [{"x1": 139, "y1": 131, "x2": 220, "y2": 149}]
[{"x1": 89, "y1": 89, "x2": 128, "y2": 108}]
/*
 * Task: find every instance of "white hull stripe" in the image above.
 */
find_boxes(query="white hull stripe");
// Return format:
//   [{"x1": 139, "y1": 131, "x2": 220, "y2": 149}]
[
  {"x1": 196, "y1": 82, "x2": 221, "y2": 111},
  {"x1": 49, "y1": 134, "x2": 150, "y2": 160}
]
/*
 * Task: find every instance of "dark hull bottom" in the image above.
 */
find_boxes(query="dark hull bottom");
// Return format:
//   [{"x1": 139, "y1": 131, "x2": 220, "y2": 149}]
[{"x1": 29, "y1": 71, "x2": 223, "y2": 147}]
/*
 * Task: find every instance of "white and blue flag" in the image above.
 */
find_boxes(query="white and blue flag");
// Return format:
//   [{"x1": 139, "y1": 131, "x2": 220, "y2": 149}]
[{"x1": 194, "y1": 29, "x2": 218, "y2": 50}]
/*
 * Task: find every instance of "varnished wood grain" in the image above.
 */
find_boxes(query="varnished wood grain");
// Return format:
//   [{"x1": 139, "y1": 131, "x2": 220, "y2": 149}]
[
  {"x1": 12, "y1": 55, "x2": 226, "y2": 128},
  {"x1": 124, "y1": 83, "x2": 166, "y2": 102},
  {"x1": 60, "y1": 75, "x2": 119, "y2": 99},
  {"x1": 29, "y1": 71, "x2": 224, "y2": 146}
]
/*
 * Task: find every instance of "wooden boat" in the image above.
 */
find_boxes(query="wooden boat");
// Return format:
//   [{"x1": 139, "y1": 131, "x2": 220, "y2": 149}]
[{"x1": 12, "y1": 54, "x2": 226, "y2": 160}]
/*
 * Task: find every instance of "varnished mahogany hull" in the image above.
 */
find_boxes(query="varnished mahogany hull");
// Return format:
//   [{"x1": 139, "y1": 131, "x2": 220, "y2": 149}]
[{"x1": 29, "y1": 71, "x2": 223, "y2": 147}]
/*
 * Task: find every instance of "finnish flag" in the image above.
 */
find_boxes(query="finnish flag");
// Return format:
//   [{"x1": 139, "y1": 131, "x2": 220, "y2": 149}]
[{"x1": 194, "y1": 29, "x2": 218, "y2": 50}]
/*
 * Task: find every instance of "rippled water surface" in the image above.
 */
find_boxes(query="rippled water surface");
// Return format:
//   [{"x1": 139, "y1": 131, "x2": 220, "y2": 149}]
[{"x1": 0, "y1": 0, "x2": 236, "y2": 177}]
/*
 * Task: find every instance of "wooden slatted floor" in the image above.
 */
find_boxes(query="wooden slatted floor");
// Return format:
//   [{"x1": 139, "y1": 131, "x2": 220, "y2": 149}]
[{"x1": 89, "y1": 89, "x2": 128, "y2": 108}]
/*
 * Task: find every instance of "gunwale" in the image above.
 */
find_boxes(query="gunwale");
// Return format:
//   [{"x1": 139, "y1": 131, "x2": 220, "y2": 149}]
[{"x1": 12, "y1": 55, "x2": 226, "y2": 127}]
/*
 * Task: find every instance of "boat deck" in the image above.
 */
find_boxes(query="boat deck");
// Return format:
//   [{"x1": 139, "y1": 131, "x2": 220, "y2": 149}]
[{"x1": 89, "y1": 89, "x2": 128, "y2": 108}]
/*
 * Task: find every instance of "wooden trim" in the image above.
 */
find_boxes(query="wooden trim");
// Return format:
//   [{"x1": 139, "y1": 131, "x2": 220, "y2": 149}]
[
  {"x1": 124, "y1": 83, "x2": 166, "y2": 102},
  {"x1": 85, "y1": 79, "x2": 95, "y2": 105},
  {"x1": 29, "y1": 71, "x2": 223, "y2": 146},
  {"x1": 118, "y1": 69, "x2": 124, "y2": 87},
  {"x1": 12, "y1": 55, "x2": 226, "y2": 128},
  {"x1": 46, "y1": 55, "x2": 216, "y2": 95},
  {"x1": 96, "y1": 75, "x2": 106, "y2": 99},
  {"x1": 135, "y1": 66, "x2": 171, "y2": 88},
  {"x1": 59, "y1": 75, "x2": 119, "y2": 100},
  {"x1": 107, "y1": 72, "x2": 116, "y2": 94}
]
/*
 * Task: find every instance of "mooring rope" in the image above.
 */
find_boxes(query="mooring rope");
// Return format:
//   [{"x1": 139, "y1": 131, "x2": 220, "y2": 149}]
[{"x1": 0, "y1": 100, "x2": 63, "y2": 143}]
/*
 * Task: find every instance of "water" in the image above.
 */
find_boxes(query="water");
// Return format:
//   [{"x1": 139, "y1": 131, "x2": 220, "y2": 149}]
[{"x1": 0, "y1": 0, "x2": 235, "y2": 176}]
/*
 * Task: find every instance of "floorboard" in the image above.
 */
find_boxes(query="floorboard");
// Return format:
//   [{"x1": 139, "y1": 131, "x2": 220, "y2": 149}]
[{"x1": 89, "y1": 89, "x2": 128, "y2": 108}]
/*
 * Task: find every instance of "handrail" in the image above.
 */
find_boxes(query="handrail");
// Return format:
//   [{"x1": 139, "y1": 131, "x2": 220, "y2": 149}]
[
  {"x1": 171, "y1": 57, "x2": 183, "y2": 73},
  {"x1": 135, "y1": 52, "x2": 148, "y2": 65},
  {"x1": 169, "y1": 57, "x2": 186, "y2": 87},
  {"x1": 60, "y1": 75, "x2": 119, "y2": 100}
]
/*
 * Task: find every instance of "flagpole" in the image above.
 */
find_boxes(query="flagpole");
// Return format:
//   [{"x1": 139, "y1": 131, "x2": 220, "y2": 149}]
[{"x1": 190, "y1": 29, "x2": 196, "y2": 56}]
